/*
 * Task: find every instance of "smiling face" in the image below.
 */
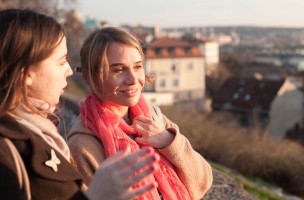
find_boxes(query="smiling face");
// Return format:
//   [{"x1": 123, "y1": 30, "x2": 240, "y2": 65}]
[
  {"x1": 100, "y1": 42, "x2": 145, "y2": 110},
  {"x1": 26, "y1": 36, "x2": 73, "y2": 107}
]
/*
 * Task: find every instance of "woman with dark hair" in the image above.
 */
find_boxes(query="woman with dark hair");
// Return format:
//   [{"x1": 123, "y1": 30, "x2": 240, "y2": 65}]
[{"x1": 0, "y1": 9, "x2": 159, "y2": 200}]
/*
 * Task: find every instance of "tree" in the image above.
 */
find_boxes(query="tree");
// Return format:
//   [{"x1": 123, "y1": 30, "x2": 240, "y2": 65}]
[{"x1": 0, "y1": 0, "x2": 76, "y2": 16}]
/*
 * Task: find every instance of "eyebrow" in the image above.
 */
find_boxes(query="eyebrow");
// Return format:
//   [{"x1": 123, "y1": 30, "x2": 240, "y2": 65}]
[
  {"x1": 110, "y1": 61, "x2": 142, "y2": 67},
  {"x1": 58, "y1": 54, "x2": 67, "y2": 60}
]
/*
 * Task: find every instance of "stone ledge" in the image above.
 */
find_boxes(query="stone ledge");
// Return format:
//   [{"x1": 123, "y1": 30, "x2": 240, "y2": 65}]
[{"x1": 202, "y1": 168, "x2": 258, "y2": 200}]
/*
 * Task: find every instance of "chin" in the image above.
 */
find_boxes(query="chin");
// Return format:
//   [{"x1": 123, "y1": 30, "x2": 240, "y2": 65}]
[
  {"x1": 53, "y1": 98, "x2": 60, "y2": 106},
  {"x1": 129, "y1": 99, "x2": 140, "y2": 106},
  {"x1": 120, "y1": 99, "x2": 139, "y2": 107}
]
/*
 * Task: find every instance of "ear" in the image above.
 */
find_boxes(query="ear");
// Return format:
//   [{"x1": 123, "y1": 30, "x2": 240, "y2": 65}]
[{"x1": 25, "y1": 67, "x2": 34, "y2": 86}]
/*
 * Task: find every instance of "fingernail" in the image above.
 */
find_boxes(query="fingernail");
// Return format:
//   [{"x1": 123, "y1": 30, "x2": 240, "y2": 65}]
[
  {"x1": 153, "y1": 153, "x2": 160, "y2": 161},
  {"x1": 125, "y1": 146, "x2": 130, "y2": 153},
  {"x1": 148, "y1": 182, "x2": 158, "y2": 190},
  {"x1": 146, "y1": 147, "x2": 154, "y2": 154},
  {"x1": 151, "y1": 163, "x2": 158, "y2": 171}
]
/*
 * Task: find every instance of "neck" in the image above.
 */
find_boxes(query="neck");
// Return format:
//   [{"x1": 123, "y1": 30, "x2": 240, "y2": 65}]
[{"x1": 105, "y1": 103, "x2": 129, "y2": 119}]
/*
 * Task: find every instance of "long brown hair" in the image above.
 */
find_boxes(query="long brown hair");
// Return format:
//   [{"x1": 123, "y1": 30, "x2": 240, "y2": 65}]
[
  {"x1": 0, "y1": 9, "x2": 65, "y2": 116},
  {"x1": 80, "y1": 27, "x2": 154, "y2": 100}
]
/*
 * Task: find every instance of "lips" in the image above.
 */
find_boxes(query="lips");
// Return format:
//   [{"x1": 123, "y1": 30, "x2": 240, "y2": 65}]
[
  {"x1": 61, "y1": 85, "x2": 67, "y2": 95},
  {"x1": 121, "y1": 88, "x2": 138, "y2": 96}
]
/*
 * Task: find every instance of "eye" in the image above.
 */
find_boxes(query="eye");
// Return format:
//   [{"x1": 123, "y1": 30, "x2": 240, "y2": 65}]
[
  {"x1": 134, "y1": 65, "x2": 143, "y2": 71},
  {"x1": 60, "y1": 60, "x2": 67, "y2": 66},
  {"x1": 112, "y1": 67, "x2": 124, "y2": 73}
]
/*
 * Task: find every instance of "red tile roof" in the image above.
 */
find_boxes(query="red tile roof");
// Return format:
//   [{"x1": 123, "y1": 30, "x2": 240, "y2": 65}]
[
  {"x1": 145, "y1": 37, "x2": 203, "y2": 58},
  {"x1": 149, "y1": 37, "x2": 191, "y2": 48}
]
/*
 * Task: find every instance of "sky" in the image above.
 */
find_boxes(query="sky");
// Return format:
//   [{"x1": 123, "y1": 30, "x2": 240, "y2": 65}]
[{"x1": 77, "y1": 0, "x2": 304, "y2": 28}]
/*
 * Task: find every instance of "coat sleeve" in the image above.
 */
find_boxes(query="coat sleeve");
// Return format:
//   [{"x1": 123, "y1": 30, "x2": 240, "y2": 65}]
[
  {"x1": 153, "y1": 107, "x2": 213, "y2": 200},
  {"x1": 0, "y1": 138, "x2": 27, "y2": 200},
  {"x1": 67, "y1": 132, "x2": 106, "y2": 191}
]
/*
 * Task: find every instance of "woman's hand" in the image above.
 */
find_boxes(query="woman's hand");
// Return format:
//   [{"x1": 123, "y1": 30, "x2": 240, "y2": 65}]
[
  {"x1": 85, "y1": 146, "x2": 159, "y2": 200},
  {"x1": 133, "y1": 115, "x2": 174, "y2": 149}
]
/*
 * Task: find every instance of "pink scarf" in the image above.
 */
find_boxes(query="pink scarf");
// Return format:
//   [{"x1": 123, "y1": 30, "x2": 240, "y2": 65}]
[{"x1": 81, "y1": 94, "x2": 190, "y2": 200}]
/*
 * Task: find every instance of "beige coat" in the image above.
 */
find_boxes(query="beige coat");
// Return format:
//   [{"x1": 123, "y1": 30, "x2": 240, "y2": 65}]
[{"x1": 67, "y1": 106, "x2": 212, "y2": 200}]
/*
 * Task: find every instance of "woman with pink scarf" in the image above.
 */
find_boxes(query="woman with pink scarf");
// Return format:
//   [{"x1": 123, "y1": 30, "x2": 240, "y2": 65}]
[{"x1": 68, "y1": 27, "x2": 213, "y2": 200}]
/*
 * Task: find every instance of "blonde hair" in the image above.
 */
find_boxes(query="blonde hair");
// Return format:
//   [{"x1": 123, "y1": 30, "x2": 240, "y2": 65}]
[{"x1": 80, "y1": 27, "x2": 154, "y2": 99}]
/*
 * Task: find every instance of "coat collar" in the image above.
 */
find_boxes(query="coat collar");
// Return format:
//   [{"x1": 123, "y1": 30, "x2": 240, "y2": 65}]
[
  {"x1": 0, "y1": 115, "x2": 30, "y2": 140},
  {"x1": 0, "y1": 115, "x2": 82, "y2": 182}
]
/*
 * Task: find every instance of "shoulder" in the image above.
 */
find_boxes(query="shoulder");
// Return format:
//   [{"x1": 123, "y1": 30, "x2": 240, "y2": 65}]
[
  {"x1": 67, "y1": 116, "x2": 104, "y2": 160},
  {"x1": 0, "y1": 115, "x2": 30, "y2": 140},
  {"x1": 67, "y1": 116, "x2": 96, "y2": 140},
  {"x1": 68, "y1": 130, "x2": 102, "y2": 154}
]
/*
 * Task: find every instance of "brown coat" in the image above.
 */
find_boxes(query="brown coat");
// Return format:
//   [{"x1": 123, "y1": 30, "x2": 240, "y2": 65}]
[
  {"x1": 0, "y1": 115, "x2": 87, "y2": 200},
  {"x1": 67, "y1": 106, "x2": 213, "y2": 200}
]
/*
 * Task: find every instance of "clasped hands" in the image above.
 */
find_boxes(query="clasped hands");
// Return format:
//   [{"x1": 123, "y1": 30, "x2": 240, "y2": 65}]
[{"x1": 133, "y1": 115, "x2": 174, "y2": 149}]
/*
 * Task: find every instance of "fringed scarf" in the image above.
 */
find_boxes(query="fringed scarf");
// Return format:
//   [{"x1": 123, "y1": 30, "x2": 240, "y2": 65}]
[
  {"x1": 10, "y1": 98, "x2": 71, "y2": 162},
  {"x1": 80, "y1": 93, "x2": 190, "y2": 200}
]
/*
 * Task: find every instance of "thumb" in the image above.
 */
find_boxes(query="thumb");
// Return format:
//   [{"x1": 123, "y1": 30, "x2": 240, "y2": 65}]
[{"x1": 135, "y1": 137, "x2": 148, "y2": 146}]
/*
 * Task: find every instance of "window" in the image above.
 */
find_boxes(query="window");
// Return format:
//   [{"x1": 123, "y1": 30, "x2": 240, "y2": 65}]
[
  {"x1": 184, "y1": 47, "x2": 191, "y2": 56},
  {"x1": 188, "y1": 92, "x2": 192, "y2": 99},
  {"x1": 244, "y1": 94, "x2": 251, "y2": 101},
  {"x1": 173, "y1": 79, "x2": 179, "y2": 87},
  {"x1": 168, "y1": 48, "x2": 175, "y2": 56},
  {"x1": 151, "y1": 98, "x2": 157, "y2": 103},
  {"x1": 233, "y1": 93, "x2": 239, "y2": 99},
  {"x1": 155, "y1": 48, "x2": 161, "y2": 56},
  {"x1": 188, "y1": 62, "x2": 193, "y2": 70},
  {"x1": 171, "y1": 63, "x2": 176, "y2": 72},
  {"x1": 160, "y1": 80, "x2": 166, "y2": 87}
]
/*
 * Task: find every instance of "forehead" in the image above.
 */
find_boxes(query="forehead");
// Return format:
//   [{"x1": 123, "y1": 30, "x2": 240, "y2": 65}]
[
  {"x1": 42, "y1": 36, "x2": 67, "y2": 63},
  {"x1": 52, "y1": 36, "x2": 67, "y2": 57},
  {"x1": 33, "y1": 36, "x2": 67, "y2": 69},
  {"x1": 107, "y1": 42, "x2": 142, "y2": 64}
]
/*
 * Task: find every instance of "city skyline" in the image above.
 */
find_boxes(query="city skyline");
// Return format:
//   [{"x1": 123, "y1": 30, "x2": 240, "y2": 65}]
[{"x1": 78, "y1": 0, "x2": 304, "y2": 28}]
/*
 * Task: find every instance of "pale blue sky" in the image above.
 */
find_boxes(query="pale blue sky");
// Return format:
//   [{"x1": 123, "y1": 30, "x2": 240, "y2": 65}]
[{"x1": 78, "y1": 0, "x2": 304, "y2": 28}]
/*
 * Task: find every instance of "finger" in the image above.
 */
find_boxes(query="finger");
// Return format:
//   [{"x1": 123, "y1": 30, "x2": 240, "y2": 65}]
[
  {"x1": 123, "y1": 183, "x2": 157, "y2": 200},
  {"x1": 133, "y1": 123, "x2": 148, "y2": 135},
  {"x1": 134, "y1": 115, "x2": 150, "y2": 123},
  {"x1": 135, "y1": 137, "x2": 150, "y2": 146},
  {"x1": 127, "y1": 163, "x2": 159, "y2": 185},
  {"x1": 102, "y1": 146, "x2": 130, "y2": 167},
  {"x1": 119, "y1": 153, "x2": 159, "y2": 180},
  {"x1": 133, "y1": 120, "x2": 156, "y2": 136},
  {"x1": 133, "y1": 119, "x2": 146, "y2": 129}
]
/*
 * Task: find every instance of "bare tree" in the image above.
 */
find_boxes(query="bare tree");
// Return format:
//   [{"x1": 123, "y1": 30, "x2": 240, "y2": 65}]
[{"x1": 0, "y1": 0, "x2": 76, "y2": 17}]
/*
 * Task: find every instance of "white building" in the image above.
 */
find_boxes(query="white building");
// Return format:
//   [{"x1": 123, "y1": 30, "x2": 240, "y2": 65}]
[{"x1": 144, "y1": 37, "x2": 206, "y2": 104}]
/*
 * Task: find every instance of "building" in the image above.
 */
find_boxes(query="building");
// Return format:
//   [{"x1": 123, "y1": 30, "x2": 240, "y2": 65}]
[
  {"x1": 212, "y1": 77, "x2": 304, "y2": 137},
  {"x1": 199, "y1": 40, "x2": 219, "y2": 75},
  {"x1": 144, "y1": 37, "x2": 206, "y2": 105}
]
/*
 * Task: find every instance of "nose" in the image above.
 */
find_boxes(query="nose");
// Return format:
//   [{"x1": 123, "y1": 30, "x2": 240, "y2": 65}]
[
  {"x1": 125, "y1": 69, "x2": 136, "y2": 85},
  {"x1": 66, "y1": 62, "x2": 73, "y2": 77}
]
